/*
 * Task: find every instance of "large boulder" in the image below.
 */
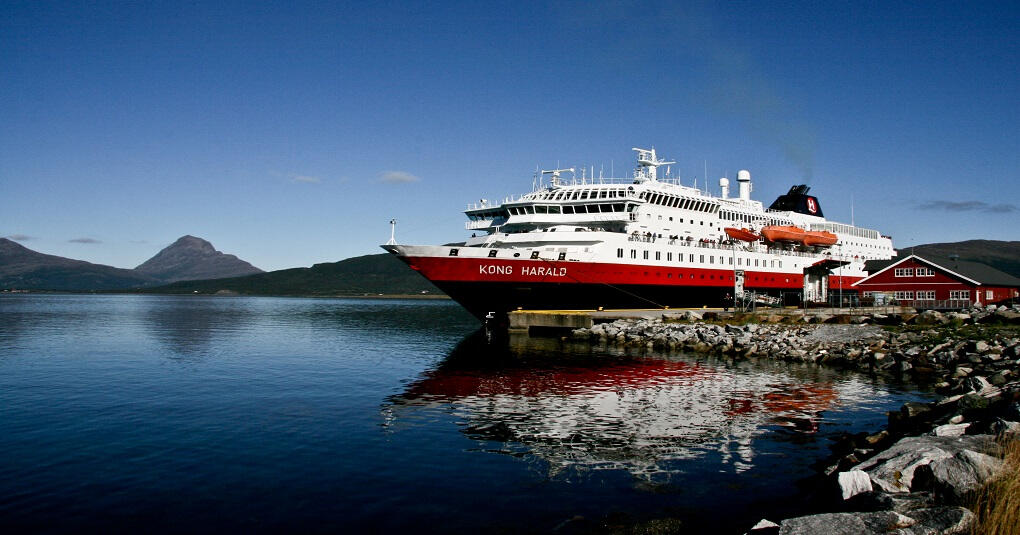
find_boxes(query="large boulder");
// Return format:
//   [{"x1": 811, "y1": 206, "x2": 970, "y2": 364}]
[
  {"x1": 838, "y1": 470, "x2": 873, "y2": 500},
  {"x1": 778, "y1": 511, "x2": 914, "y2": 534},
  {"x1": 856, "y1": 435, "x2": 999, "y2": 493},
  {"x1": 778, "y1": 507, "x2": 974, "y2": 535},
  {"x1": 912, "y1": 449, "x2": 1004, "y2": 504}
]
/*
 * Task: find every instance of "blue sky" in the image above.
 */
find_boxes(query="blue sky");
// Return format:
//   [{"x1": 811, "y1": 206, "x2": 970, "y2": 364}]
[{"x1": 2, "y1": 0, "x2": 1017, "y2": 271}]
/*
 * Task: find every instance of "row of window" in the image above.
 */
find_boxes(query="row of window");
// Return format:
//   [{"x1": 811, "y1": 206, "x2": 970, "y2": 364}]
[
  {"x1": 892, "y1": 291, "x2": 938, "y2": 300},
  {"x1": 638, "y1": 191, "x2": 718, "y2": 213},
  {"x1": 651, "y1": 214, "x2": 713, "y2": 227},
  {"x1": 866, "y1": 290, "x2": 972, "y2": 300},
  {"x1": 527, "y1": 187, "x2": 633, "y2": 201},
  {"x1": 810, "y1": 222, "x2": 880, "y2": 239},
  {"x1": 502, "y1": 203, "x2": 633, "y2": 216},
  {"x1": 616, "y1": 248, "x2": 782, "y2": 268},
  {"x1": 894, "y1": 267, "x2": 935, "y2": 277},
  {"x1": 720, "y1": 210, "x2": 776, "y2": 226},
  {"x1": 466, "y1": 209, "x2": 507, "y2": 221}
]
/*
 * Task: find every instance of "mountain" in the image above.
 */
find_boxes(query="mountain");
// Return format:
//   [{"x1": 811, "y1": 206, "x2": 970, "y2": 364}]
[
  {"x1": 134, "y1": 235, "x2": 263, "y2": 283},
  {"x1": 0, "y1": 235, "x2": 263, "y2": 291},
  {"x1": 142, "y1": 252, "x2": 440, "y2": 296},
  {"x1": 904, "y1": 240, "x2": 1020, "y2": 278},
  {"x1": 0, "y1": 238, "x2": 159, "y2": 290}
]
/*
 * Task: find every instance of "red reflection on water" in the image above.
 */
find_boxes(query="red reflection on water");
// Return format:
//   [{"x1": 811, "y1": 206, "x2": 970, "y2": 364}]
[
  {"x1": 401, "y1": 359, "x2": 714, "y2": 399},
  {"x1": 398, "y1": 357, "x2": 838, "y2": 431}
]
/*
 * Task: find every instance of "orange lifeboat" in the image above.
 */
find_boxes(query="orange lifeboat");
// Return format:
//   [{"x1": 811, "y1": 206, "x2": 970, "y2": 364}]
[
  {"x1": 802, "y1": 231, "x2": 838, "y2": 247},
  {"x1": 760, "y1": 225, "x2": 807, "y2": 244},
  {"x1": 761, "y1": 225, "x2": 838, "y2": 247},
  {"x1": 724, "y1": 227, "x2": 760, "y2": 242}
]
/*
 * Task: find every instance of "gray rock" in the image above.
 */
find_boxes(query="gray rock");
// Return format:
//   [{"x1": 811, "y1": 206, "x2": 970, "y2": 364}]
[
  {"x1": 912, "y1": 449, "x2": 1004, "y2": 503},
  {"x1": 857, "y1": 435, "x2": 999, "y2": 493},
  {"x1": 901, "y1": 402, "x2": 932, "y2": 419},
  {"x1": 897, "y1": 507, "x2": 975, "y2": 535},
  {"x1": 838, "y1": 470, "x2": 873, "y2": 500},
  {"x1": 778, "y1": 511, "x2": 915, "y2": 534},
  {"x1": 930, "y1": 423, "x2": 970, "y2": 437},
  {"x1": 748, "y1": 518, "x2": 780, "y2": 532}
]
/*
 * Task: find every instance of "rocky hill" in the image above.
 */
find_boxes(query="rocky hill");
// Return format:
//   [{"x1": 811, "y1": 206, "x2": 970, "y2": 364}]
[
  {"x1": 0, "y1": 236, "x2": 263, "y2": 291},
  {"x1": 905, "y1": 240, "x2": 1020, "y2": 278},
  {"x1": 0, "y1": 238, "x2": 159, "y2": 290},
  {"x1": 142, "y1": 252, "x2": 440, "y2": 296},
  {"x1": 134, "y1": 235, "x2": 263, "y2": 283}
]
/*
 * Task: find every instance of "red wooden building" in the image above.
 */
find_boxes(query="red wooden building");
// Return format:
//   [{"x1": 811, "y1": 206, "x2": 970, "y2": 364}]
[{"x1": 853, "y1": 254, "x2": 1020, "y2": 308}]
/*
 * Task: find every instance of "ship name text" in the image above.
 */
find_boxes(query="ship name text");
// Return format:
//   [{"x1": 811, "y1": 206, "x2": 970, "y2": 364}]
[{"x1": 478, "y1": 264, "x2": 567, "y2": 277}]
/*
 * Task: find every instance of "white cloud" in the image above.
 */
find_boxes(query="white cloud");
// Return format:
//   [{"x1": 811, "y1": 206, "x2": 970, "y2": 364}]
[
  {"x1": 918, "y1": 200, "x2": 1017, "y2": 213},
  {"x1": 69, "y1": 237, "x2": 101, "y2": 244},
  {"x1": 292, "y1": 175, "x2": 321, "y2": 184},
  {"x1": 5, "y1": 234, "x2": 33, "y2": 241},
  {"x1": 379, "y1": 171, "x2": 420, "y2": 184}
]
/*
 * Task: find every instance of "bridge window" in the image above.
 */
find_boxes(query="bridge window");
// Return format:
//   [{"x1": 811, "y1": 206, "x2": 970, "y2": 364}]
[
  {"x1": 617, "y1": 248, "x2": 624, "y2": 258},
  {"x1": 530, "y1": 251, "x2": 539, "y2": 259},
  {"x1": 488, "y1": 250, "x2": 497, "y2": 258},
  {"x1": 449, "y1": 248, "x2": 459, "y2": 256}
]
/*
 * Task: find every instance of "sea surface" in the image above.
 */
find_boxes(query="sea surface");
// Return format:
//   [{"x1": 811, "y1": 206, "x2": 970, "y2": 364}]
[{"x1": 0, "y1": 295, "x2": 933, "y2": 533}]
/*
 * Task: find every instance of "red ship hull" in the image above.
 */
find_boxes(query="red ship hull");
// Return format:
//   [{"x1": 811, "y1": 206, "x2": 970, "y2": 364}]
[{"x1": 392, "y1": 252, "x2": 861, "y2": 319}]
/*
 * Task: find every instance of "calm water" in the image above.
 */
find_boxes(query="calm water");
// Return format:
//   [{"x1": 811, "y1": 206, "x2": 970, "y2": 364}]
[{"x1": 0, "y1": 295, "x2": 931, "y2": 533}]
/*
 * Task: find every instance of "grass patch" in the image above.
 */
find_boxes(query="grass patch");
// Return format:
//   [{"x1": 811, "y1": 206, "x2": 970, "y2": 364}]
[{"x1": 971, "y1": 435, "x2": 1020, "y2": 535}]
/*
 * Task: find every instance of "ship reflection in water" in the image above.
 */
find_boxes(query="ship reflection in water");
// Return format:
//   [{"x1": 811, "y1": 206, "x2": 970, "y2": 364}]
[{"x1": 384, "y1": 333, "x2": 860, "y2": 483}]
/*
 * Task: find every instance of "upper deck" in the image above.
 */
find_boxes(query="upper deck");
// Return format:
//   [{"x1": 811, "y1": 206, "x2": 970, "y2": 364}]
[{"x1": 460, "y1": 147, "x2": 893, "y2": 261}]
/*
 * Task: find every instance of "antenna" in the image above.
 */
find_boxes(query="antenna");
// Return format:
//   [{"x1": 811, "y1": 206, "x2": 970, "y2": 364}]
[
  {"x1": 386, "y1": 219, "x2": 397, "y2": 245},
  {"x1": 541, "y1": 168, "x2": 574, "y2": 187}
]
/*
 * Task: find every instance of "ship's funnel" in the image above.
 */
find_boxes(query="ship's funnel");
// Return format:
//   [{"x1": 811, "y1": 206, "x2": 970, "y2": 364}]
[
  {"x1": 719, "y1": 177, "x2": 730, "y2": 198},
  {"x1": 737, "y1": 170, "x2": 752, "y2": 201}
]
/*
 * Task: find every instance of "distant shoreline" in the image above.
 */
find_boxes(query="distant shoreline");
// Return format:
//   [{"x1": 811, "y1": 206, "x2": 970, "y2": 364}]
[{"x1": 1, "y1": 290, "x2": 451, "y2": 300}]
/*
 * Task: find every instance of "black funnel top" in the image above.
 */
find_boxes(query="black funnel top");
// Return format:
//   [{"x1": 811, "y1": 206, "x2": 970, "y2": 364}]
[{"x1": 768, "y1": 185, "x2": 824, "y2": 217}]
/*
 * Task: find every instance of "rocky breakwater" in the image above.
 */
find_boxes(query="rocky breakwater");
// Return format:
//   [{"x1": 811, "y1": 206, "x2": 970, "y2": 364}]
[{"x1": 568, "y1": 305, "x2": 1020, "y2": 535}]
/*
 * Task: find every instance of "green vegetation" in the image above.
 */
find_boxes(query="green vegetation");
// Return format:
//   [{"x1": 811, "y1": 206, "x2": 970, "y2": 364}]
[{"x1": 136, "y1": 253, "x2": 441, "y2": 297}]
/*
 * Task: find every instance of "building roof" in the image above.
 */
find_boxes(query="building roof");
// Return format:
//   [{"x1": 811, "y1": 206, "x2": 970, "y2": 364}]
[{"x1": 858, "y1": 254, "x2": 1020, "y2": 287}]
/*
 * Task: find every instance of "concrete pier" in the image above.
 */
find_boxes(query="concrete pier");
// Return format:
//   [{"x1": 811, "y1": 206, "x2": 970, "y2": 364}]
[{"x1": 507, "y1": 306, "x2": 916, "y2": 334}]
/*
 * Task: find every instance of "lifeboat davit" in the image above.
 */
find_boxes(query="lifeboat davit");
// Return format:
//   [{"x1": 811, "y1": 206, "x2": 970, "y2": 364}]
[
  {"x1": 760, "y1": 225, "x2": 838, "y2": 247},
  {"x1": 724, "y1": 227, "x2": 760, "y2": 242}
]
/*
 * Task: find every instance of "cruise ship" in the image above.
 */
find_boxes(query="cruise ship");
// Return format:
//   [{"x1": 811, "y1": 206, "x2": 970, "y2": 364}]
[{"x1": 383, "y1": 147, "x2": 895, "y2": 319}]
